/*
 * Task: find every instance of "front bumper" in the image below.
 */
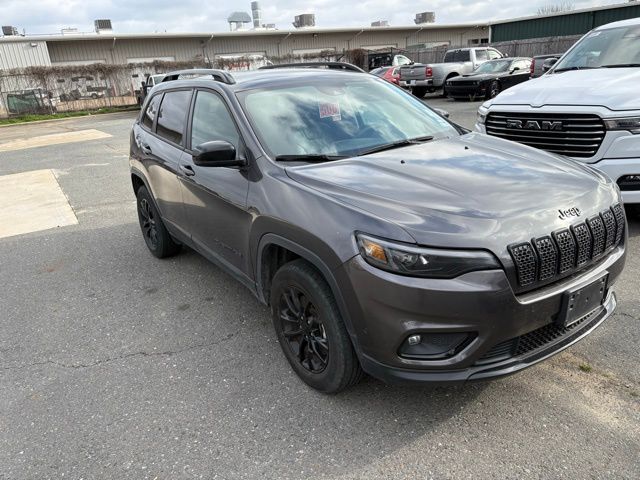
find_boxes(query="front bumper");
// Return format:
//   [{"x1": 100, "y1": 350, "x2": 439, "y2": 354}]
[
  {"x1": 335, "y1": 245, "x2": 625, "y2": 385},
  {"x1": 446, "y1": 83, "x2": 486, "y2": 99},
  {"x1": 399, "y1": 79, "x2": 433, "y2": 88},
  {"x1": 590, "y1": 157, "x2": 640, "y2": 204}
]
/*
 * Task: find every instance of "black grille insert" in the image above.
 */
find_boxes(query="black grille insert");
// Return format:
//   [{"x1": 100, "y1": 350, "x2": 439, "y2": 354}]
[
  {"x1": 508, "y1": 205, "x2": 624, "y2": 289},
  {"x1": 485, "y1": 112, "x2": 605, "y2": 158}
]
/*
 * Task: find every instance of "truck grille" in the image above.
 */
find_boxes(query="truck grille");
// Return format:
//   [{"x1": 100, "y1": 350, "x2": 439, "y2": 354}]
[
  {"x1": 485, "y1": 112, "x2": 606, "y2": 158},
  {"x1": 508, "y1": 204, "x2": 625, "y2": 289}
]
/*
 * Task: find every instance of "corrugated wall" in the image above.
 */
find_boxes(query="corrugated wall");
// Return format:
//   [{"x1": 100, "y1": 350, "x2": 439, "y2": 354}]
[
  {"x1": 43, "y1": 27, "x2": 485, "y2": 66},
  {"x1": 492, "y1": 4, "x2": 640, "y2": 42},
  {"x1": 0, "y1": 41, "x2": 51, "y2": 69}
]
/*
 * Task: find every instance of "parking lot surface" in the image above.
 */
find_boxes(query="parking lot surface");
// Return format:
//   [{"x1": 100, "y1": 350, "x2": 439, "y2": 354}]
[{"x1": 0, "y1": 105, "x2": 638, "y2": 479}]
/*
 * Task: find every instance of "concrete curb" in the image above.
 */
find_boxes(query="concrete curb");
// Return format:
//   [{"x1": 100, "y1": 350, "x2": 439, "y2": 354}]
[{"x1": 0, "y1": 109, "x2": 140, "y2": 129}]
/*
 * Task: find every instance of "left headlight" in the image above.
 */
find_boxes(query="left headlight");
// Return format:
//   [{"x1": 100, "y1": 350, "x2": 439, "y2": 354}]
[
  {"x1": 604, "y1": 117, "x2": 640, "y2": 134},
  {"x1": 356, "y1": 233, "x2": 501, "y2": 278}
]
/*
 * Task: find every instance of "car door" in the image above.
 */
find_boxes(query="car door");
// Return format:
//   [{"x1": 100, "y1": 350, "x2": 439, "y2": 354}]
[
  {"x1": 505, "y1": 59, "x2": 532, "y2": 88},
  {"x1": 134, "y1": 90, "x2": 191, "y2": 235},
  {"x1": 178, "y1": 88, "x2": 251, "y2": 277}
]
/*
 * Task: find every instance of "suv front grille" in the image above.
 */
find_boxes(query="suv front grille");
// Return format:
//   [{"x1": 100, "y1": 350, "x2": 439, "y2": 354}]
[
  {"x1": 508, "y1": 204, "x2": 625, "y2": 289},
  {"x1": 485, "y1": 112, "x2": 606, "y2": 158}
]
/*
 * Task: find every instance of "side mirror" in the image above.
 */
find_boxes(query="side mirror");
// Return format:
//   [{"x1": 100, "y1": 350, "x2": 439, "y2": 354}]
[
  {"x1": 542, "y1": 58, "x2": 558, "y2": 72},
  {"x1": 510, "y1": 66, "x2": 520, "y2": 73},
  {"x1": 193, "y1": 141, "x2": 245, "y2": 167},
  {"x1": 433, "y1": 108, "x2": 450, "y2": 118}
]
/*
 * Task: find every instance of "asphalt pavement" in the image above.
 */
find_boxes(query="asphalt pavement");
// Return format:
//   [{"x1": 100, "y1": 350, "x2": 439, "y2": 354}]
[{"x1": 0, "y1": 106, "x2": 638, "y2": 479}]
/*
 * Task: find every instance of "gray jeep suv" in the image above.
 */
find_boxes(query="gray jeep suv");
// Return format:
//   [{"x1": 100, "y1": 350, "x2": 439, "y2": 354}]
[{"x1": 130, "y1": 64, "x2": 626, "y2": 393}]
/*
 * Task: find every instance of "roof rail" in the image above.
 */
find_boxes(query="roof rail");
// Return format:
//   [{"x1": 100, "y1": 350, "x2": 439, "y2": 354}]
[
  {"x1": 161, "y1": 69, "x2": 236, "y2": 85},
  {"x1": 259, "y1": 62, "x2": 365, "y2": 73}
]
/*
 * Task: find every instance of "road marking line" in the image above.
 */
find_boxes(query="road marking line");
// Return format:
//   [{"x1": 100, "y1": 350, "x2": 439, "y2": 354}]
[
  {"x1": 0, "y1": 169, "x2": 78, "y2": 239},
  {"x1": 0, "y1": 129, "x2": 112, "y2": 152}
]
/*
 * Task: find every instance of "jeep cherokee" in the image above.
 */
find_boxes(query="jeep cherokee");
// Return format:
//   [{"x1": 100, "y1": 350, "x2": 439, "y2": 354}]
[{"x1": 130, "y1": 64, "x2": 626, "y2": 393}]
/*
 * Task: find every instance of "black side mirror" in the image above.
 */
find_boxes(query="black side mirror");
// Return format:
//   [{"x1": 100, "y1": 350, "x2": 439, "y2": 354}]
[
  {"x1": 542, "y1": 58, "x2": 558, "y2": 72},
  {"x1": 193, "y1": 141, "x2": 245, "y2": 167},
  {"x1": 510, "y1": 66, "x2": 520, "y2": 73}
]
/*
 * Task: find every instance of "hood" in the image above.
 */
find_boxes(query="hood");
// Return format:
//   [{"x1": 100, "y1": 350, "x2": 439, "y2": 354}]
[
  {"x1": 488, "y1": 68, "x2": 640, "y2": 110},
  {"x1": 285, "y1": 133, "x2": 619, "y2": 258},
  {"x1": 459, "y1": 73, "x2": 500, "y2": 81}
]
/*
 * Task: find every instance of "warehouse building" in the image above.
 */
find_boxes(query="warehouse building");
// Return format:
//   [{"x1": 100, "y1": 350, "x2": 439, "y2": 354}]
[
  {"x1": 0, "y1": 23, "x2": 491, "y2": 70},
  {"x1": 491, "y1": 0, "x2": 640, "y2": 41}
]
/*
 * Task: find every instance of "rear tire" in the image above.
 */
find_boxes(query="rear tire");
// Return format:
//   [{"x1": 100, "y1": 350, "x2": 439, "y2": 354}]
[
  {"x1": 270, "y1": 259, "x2": 363, "y2": 393},
  {"x1": 411, "y1": 87, "x2": 427, "y2": 98},
  {"x1": 136, "y1": 185, "x2": 181, "y2": 258}
]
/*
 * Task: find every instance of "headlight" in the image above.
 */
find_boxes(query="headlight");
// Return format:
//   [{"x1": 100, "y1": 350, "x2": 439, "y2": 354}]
[
  {"x1": 477, "y1": 107, "x2": 488, "y2": 125},
  {"x1": 356, "y1": 233, "x2": 500, "y2": 278},
  {"x1": 604, "y1": 117, "x2": 640, "y2": 134}
]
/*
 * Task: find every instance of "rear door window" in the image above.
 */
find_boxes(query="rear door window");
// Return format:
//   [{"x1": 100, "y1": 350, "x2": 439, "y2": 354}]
[
  {"x1": 141, "y1": 94, "x2": 161, "y2": 130},
  {"x1": 475, "y1": 49, "x2": 488, "y2": 61},
  {"x1": 156, "y1": 90, "x2": 192, "y2": 146}
]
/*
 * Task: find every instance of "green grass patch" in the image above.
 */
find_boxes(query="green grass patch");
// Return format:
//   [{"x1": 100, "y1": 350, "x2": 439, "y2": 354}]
[
  {"x1": 0, "y1": 106, "x2": 139, "y2": 126},
  {"x1": 579, "y1": 363, "x2": 593, "y2": 373}
]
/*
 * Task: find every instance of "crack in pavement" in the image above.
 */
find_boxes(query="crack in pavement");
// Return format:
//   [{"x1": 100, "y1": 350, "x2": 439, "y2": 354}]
[{"x1": 0, "y1": 333, "x2": 234, "y2": 372}]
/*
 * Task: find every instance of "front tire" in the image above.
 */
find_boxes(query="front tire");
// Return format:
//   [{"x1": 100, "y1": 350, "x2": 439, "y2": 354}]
[
  {"x1": 488, "y1": 80, "x2": 501, "y2": 99},
  {"x1": 136, "y1": 186, "x2": 181, "y2": 258},
  {"x1": 270, "y1": 259, "x2": 363, "y2": 393}
]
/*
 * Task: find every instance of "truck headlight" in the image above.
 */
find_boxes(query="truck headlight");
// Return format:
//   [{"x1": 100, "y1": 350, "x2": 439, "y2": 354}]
[
  {"x1": 604, "y1": 117, "x2": 640, "y2": 134},
  {"x1": 356, "y1": 233, "x2": 500, "y2": 278},
  {"x1": 476, "y1": 106, "x2": 488, "y2": 125}
]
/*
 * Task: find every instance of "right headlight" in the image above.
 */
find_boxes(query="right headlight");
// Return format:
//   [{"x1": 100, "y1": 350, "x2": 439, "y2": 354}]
[
  {"x1": 604, "y1": 117, "x2": 640, "y2": 134},
  {"x1": 476, "y1": 106, "x2": 488, "y2": 125},
  {"x1": 356, "y1": 233, "x2": 501, "y2": 278}
]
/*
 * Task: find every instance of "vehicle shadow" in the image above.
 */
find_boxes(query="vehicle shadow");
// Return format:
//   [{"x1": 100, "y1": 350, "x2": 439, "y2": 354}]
[{"x1": 624, "y1": 206, "x2": 640, "y2": 238}]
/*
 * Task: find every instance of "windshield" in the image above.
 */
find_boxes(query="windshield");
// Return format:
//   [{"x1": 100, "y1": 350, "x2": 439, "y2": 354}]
[
  {"x1": 474, "y1": 59, "x2": 511, "y2": 74},
  {"x1": 554, "y1": 25, "x2": 640, "y2": 71},
  {"x1": 237, "y1": 76, "x2": 458, "y2": 158}
]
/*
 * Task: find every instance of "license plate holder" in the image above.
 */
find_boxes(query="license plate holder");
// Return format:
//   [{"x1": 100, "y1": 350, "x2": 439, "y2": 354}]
[{"x1": 558, "y1": 273, "x2": 608, "y2": 328}]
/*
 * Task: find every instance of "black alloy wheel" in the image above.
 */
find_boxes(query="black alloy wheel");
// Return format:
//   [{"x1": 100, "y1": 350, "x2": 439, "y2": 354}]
[{"x1": 277, "y1": 286, "x2": 329, "y2": 373}]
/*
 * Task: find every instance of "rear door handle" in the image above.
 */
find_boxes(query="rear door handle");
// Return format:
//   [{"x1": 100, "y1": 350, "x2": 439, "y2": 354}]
[
  {"x1": 180, "y1": 164, "x2": 195, "y2": 177},
  {"x1": 141, "y1": 143, "x2": 152, "y2": 155}
]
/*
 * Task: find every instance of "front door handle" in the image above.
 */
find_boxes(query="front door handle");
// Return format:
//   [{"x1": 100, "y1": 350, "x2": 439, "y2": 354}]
[
  {"x1": 141, "y1": 143, "x2": 152, "y2": 155},
  {"x1": 180, "y1": 164, "x2": 195, "y2": 177}
]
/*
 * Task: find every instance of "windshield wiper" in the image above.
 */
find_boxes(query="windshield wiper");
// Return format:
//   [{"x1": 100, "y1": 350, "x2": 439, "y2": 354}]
[
  {"x1": 552, "y1": 66, "x2": 598, "y2": 73},
  {"x1": 601, "y1": 63, "x2": 640, "y2": 68},
  {"x1": 275, "y1": 154, "x2": 347, "y2": 163},
  {"x1": 356, "y1": 135, "x2": 434, "y2": 157}
]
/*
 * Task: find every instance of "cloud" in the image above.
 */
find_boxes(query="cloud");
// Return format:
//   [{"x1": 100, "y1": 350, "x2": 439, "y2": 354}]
[{"x1": 2, "y1": 0, "x2": 625, "y2": 34}]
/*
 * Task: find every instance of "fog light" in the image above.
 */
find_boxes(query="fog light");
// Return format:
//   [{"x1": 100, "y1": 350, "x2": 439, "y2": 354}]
[
  {"x1": 618, "y1": 175, "x2": 640, "y2": 191},
  {"x1": 399, "y1": 332, "x2": 473, "y2": 360}
]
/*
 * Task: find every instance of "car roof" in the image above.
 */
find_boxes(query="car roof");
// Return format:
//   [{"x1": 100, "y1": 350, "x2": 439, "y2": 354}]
[{"x1": 152, "y1": 68, "x2": 373, "y2": 93}]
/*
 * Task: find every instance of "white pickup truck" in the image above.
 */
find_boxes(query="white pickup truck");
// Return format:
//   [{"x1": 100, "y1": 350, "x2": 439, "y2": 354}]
[
  {"x1": 399, "y1": 47, "x2": 505, "y2": 98},
  {"x1": 476, "y1": 17, "x2": 640, "y2": 204}
]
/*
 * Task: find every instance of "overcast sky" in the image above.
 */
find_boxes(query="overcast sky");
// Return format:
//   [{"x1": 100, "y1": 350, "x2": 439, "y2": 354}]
[{"x1": 1, "y1": 0, "x2": 625, "y2": 34}]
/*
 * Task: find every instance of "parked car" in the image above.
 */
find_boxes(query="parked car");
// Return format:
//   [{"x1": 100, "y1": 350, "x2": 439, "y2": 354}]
[
  {"x1": 131, "y1": 63, "x2": 626, "y2": 393},
  {"x1": 530, "y1": 53, "x2": 563, "y2": 78},
  {"x1": 137, "y1": 73, "x2": 165, "y2": 104},
  {"x1": 370, "y1": 66, "x2": 400, "y2": 85},
  {"x1": 399, "y1": 47, "x2": 505, "y2": 98},
  {"x1": 477, "y1": 17, "x2": 640, "y2": 204},
  {"x1": 446, "y1": 57, "x2": 532, "y2": 100}
]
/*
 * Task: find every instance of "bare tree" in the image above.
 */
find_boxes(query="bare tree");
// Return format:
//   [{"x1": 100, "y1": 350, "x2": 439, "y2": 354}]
[{"x1": 536, "y1": 2, "x2": 575, "y2": 15}]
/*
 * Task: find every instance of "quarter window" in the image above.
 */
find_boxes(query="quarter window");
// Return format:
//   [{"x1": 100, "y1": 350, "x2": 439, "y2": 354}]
[
  {"x1": 141, "y1": 94, "x2": 161, "y2": 130},
  {"x1": 156, "y1": 90, "x2": 192, "y2": 145},
  {"x1": 190, "y1": 91, "x2": 240, "y2": 150}
]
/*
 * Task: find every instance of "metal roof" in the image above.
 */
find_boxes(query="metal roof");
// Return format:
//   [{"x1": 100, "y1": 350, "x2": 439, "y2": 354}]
[{"x1": 490, "y1": 0, "x2": 640, "y2": 25}]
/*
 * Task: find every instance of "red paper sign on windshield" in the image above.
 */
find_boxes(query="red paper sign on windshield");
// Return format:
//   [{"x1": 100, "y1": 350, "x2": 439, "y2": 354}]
[{"x1": 318, "y1": 102, "x2": 341, "y2": 121}]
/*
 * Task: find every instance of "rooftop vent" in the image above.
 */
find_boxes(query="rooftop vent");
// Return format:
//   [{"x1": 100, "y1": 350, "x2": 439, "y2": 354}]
[
  {"x1": 371, "y1": 20, "x2": 389, "y2": 27},
  {"x1": 251, "y1": 1, "x2": 262, "y2": 29},
  {"x1": 94, "y1": 19, "x2": 113, "y2": 33},
  {"x1": 293, "y1": 14, "x2": 315, "y2": 28},
  {"x1": 414, "y1": 12, "x2": 435, "y2": 24},
  {"x1": 227, "y1": 11, "x2": 252, "y2": 31},
  {"x1": 2, "y1": 25, "x2": 19, "y2": 36}
]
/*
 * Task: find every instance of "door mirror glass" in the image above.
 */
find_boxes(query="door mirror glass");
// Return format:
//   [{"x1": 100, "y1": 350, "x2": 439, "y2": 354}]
[
  {"x1": 193, "y1": 140, "x2": 244, "y2": 167},
  {"x1": 542, "y1": 58, "x2": 558, "y2": 72}
]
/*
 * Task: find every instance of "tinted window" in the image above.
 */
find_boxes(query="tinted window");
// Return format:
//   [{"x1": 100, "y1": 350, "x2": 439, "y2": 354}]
[
  {"x1": 141, "y1": 94, "x2": 161, "y2": 129},
  {"x1": 444, "y1": 50, "x2": 471, "y2": 62},
  {"x1": 190, "y1": 91, "x2": 240, "y2": 150},
  {"x1": 156, "y1": 90, "x2": 192, "y2": 145},
  {"x1": 512, "y1": 59, "x2": 531, "y2": 71}
]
